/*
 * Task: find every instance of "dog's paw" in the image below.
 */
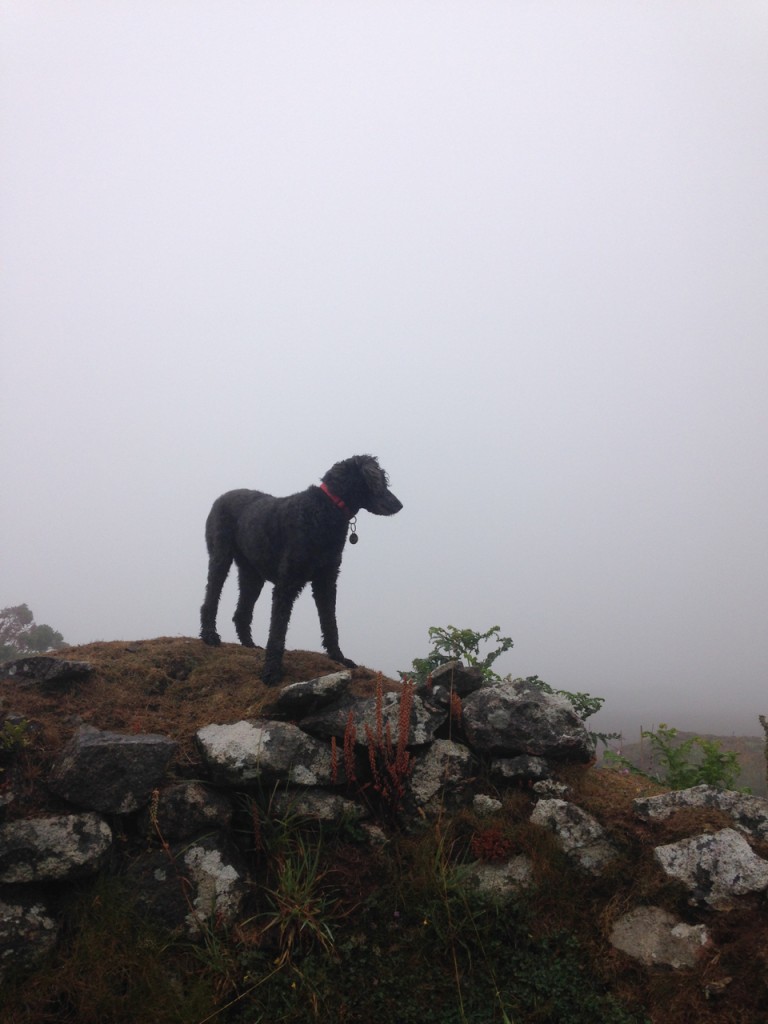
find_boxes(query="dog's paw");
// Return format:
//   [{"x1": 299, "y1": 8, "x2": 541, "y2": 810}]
[
  {"x1": 200, "y1": 630, "x2": 222, "y2": 647},
  {"x1": 261, "y1": 663, "x2": 283, "y2": 686}
]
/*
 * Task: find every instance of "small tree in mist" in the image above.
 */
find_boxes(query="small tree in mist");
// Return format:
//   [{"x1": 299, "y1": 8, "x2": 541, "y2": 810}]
[{"x1": 0, "y1": 604, "x2": 66, "y2": 663}]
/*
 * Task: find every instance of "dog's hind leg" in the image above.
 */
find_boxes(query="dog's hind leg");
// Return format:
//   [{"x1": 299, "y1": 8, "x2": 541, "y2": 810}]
[
  {"x1": 200, "y1": 501, "x2": 236, "y2": 646},
  {"x1": 233, "y1": 563, "x2": 264, "y2": 648},
  {"x1": 200, "y1": 551, "x2": 232, "y2": 646},
  {"x1": 262, "y1": 581, "x2": 304, "y2": 685},
  {"x1": 311, "y1": 569, "x2": 356, "y2": 669}
]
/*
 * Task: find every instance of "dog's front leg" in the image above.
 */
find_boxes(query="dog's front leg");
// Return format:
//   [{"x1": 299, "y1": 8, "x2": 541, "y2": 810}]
[
  {"x1": 262, "y1": 582, "x2": 303, "y2": 685},
  {"x1": 311, "y1": 571, "x2": 357, "y2": 670}
]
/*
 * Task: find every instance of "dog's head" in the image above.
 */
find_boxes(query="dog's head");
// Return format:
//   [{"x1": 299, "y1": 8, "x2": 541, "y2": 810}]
[{"x1": 323, "y1": 455, "x2": 403, "y2": 516}]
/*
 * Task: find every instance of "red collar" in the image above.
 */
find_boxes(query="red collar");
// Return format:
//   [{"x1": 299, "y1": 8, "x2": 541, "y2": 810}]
[{"x1": 319, "y1": 481, "x2": 353, "y2": 518}]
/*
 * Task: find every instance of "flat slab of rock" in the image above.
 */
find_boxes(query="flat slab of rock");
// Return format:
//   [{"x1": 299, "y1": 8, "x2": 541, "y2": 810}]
[
  {"x1": 530, "y1": 798, "x2": 617, "y2": 875},
  {"x1": 635, "y1": 785, "x2": 768, "y2": 841},
  {"x1": 197, "y1": 719, "x2": 342, "y2": 787},
  {"x1": 270, "y1": 789, "x2": 366, "y2": 824},
  {"x1": 1, "y1": 656, "x2": 92, "y2": 688},
  {"x1": 48, "y1": 726, "x2": 177, "y2": 814},
  {"x1": 610, "y1": 906, "x2": 709, "y2": 969},
  {"x1": 654, "y1": 827, "x2": 768, "y2": 907},
  {"x1": 267, "y1": 671, "x2": 352, "y2": 717},
  {"x1": 0, "y1": 813, "x2": 112, "y2": 883}
]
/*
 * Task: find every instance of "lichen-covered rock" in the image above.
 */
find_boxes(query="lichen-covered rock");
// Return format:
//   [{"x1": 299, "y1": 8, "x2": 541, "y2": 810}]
[
  {"x1": 271, "y1": 789, "x2": 366, "y2": 824},
  {"x1": 634, "y1": 785, "x2": 768, "y2": 841},
  {"x1": 427, "y1": 661, "x2": 485, "y2": 697},
  {"x1": 299, "y1": 692, "x2": 446, "y2": 748},
  {"x1": 466, "y1": 856, "x2": 535, "y2": 901},
  {"x1": 128, "y1": 834, "x2": 247, "y2": 938},
  {"x1": 610, "y1": 906, "x2": 709, "y2": 968},
  {"x1": 196, "y1": 719, "x2": 343, "y2": 787},
  {"x1": 462, "y1": 679, "x2": 593, "y2": 761},
  {"x1": 533, "y1": 779, "x2": 572, "y2": 799},
  {"x1": 137, "y1": 781, "x2": 233, "y2": 842},
  {"x1": 654, "y1": 828, "x2": 768, "y2": 908},
  {"x1": 0, "y1": 890, "x2": 60, "y2": 978},
  {"x1": 473, "y1": 794, "x2": 503, "y2": 816},
  {"x1": 268, "y1": 671, "x2": 352, "y2": 718},
  {"x1": 408, "y1": 739, "x2": 475, "y2": 816},
  {"x1": 48, "y1": 726, "x2": 177, "y2": 814},
  {"x1": 1, "y1": 656, "x2": 92, "y2": 688},
  {"x1": 0, "y1": 813, "x2": 112, "y2": 883},
  {"x1": 490, "y1": 755, "x2": 551, "y2": 783},
  {"x1": 530, "y1": 799, "x2": 617, "y2": 875}
]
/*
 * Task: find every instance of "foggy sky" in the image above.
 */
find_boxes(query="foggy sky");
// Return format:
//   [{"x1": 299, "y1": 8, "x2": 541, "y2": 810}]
[{"x1": 2, "y1": 3, "x2": 767, "y2": 739}]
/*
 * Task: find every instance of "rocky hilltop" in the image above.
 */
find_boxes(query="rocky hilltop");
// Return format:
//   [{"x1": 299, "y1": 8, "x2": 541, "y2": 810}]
[{"x1": 1, "y1": 638, "x2": 768, "y2": 1024}]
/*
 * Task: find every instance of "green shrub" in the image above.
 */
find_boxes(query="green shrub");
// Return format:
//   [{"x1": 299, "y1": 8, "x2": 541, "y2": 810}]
[
  {"x1": 605, "y1": 723, "x2": 742, "y2": 790},
  {"x1": 401, "y1": 624, "x2": 514, "y2": 684}
]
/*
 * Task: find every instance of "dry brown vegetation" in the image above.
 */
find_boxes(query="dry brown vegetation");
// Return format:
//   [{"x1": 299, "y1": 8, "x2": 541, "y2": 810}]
[{"x1": 1, "y1": 637, "x2": 400, "y2": 795}]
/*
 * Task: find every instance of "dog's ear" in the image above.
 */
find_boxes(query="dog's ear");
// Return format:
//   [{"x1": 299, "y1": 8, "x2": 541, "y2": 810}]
[{"x1": 358, "y1": 455, "x2": 387, "y2": 491}]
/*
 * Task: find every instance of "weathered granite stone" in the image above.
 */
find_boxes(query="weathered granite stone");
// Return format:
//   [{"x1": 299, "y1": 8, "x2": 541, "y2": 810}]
[
  {"x1": 48, "y1": 726, "x2": 177, "y2": 814},
  {"x1": 271, "y1": 789, "x2": 366, "y2": 824},
  {"x1": 128, "y1": 834, "x2": 247, "y2": 938},
  {"x1": 0, "y1": 813, "x2": 112, "y2": 883},
  {"x1": 299, "y1": 692, "x2": 446, "y2": 748},
  {"x1": 428, "y1": 661, "x2": 485, "y2": 697},
  {"x1": 610, "y1": 906, "x2": 709, "y2": 968},
  {"x1": 408, "y1": 739, "x2": 474, "y2": 816},
  {"x1": 634, "y1": 785, "x2": 768, "y2": 841},
  {"x1": 530, "y1": 799, "x2": 617, "y2": 875},
  {"x1": 490, "y1": 755, "x2": 551, "y2": 783},
  {"x1": 1, "y1": 656, "x2": 92, "y2": 688},
  {"x1": 196, "y1": 719, "x2": 343, "y2": 787},
  {"x1": 473, "y1": 794, "x2": 503, "y2": 816},
  {"x1": 462, "y1": 679, "x2": 593, "y2": 761},
  {"x1": 137, "y1": 781, "x2": 233, "y2": 842},
  {"x1": 0, "y1": 890, "x2": 60, "y2": 978},
  {"x1": 466, "y1": 856, "x2": 535, "y2": 901},
  {"x1": 268, "y1": 671, "x2": 352, "y2": 718},
  {"x1": 532, "y1": 779, "x2": 572, "y2": 799},
  {"x1": 654, "y1": 828, "x2": 768, "y2": 908}
]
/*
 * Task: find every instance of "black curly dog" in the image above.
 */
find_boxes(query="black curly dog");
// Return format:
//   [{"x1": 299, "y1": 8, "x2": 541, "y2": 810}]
[{"x1": 200, "y1": 455, "x2": 402, "y2": 684}]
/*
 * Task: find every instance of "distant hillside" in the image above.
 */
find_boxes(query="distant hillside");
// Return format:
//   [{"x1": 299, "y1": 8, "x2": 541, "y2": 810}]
[{"x1": 601, "y1": 731, "x2": 767, "y2": 796}]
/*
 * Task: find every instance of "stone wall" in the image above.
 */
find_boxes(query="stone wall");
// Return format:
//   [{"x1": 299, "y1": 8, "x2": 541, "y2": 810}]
[{"x1": 2, "y1": 657, "x2": 768, "y2": 978}]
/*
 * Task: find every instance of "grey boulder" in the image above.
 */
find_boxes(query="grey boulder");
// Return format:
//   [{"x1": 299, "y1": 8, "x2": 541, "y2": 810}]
[
  {"x1": 48, "y1": 726, "x2": 177, "y2": 814},
  {"x1": 462, "y1": 679, "x2": 593, "y2": 761},
  {"x1": 654, "y1": 828, "x2": 768, "y2": 908},
  {"x1": 609, "y1": 906, "x2": 709, "y2": 969},
  {"x1": 197, "y1": 719, "x2": 343, "y2": 787},
  {"x1": 0, "y1": 813, "x2": 112, "y2": 883}
]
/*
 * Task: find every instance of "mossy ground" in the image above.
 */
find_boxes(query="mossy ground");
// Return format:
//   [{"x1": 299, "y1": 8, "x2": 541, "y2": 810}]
[{"x1": 2, "y1": 639, "x2": 768, "y2": 1023}]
